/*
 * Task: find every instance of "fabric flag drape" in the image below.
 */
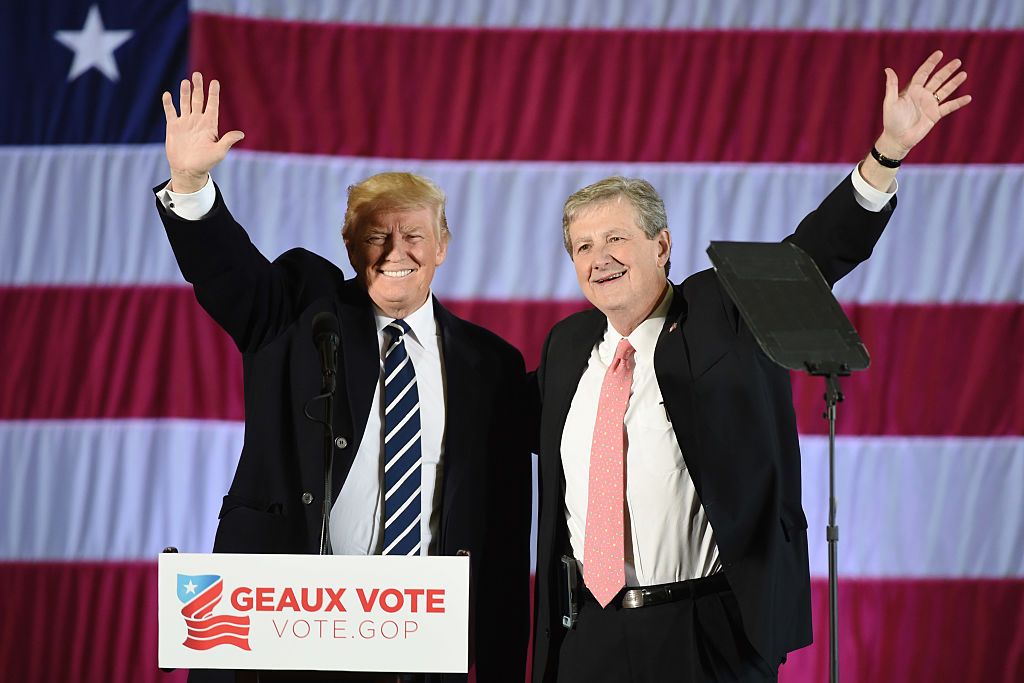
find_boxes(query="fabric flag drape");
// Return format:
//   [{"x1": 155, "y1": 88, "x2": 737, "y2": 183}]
[{"x1": 1, "y1": 1, "x2": 1021, "y2": 681}]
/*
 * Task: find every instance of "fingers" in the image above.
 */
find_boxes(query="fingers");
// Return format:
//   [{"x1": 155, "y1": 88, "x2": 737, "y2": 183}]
[
  {"x1": 217, "y1": 130, "x2": 245, "y2": 153},
  {"x1": 883, "y1": 67, "x2": 898, "y2": 109},
  {"x1": 191, "y1": 72, "x2": 204, "y2": 115},
  {"x1": 910, "y1": 49, "x2": 943, "y2": 87},
  {"x1": 939, "y1": 94, "x2": 972, "y2": 117},
  {"x1": 925, "y1": 57, "x2": 961, "y2": 93},
  {"x1": 179, "y1": 79, "x2": 191, "y2": 116},
  {"x1": 935, "y1": 70, "x2": 967, "y2": 102},
  {"x1": 161, "y1": 91, "x2": 177, "y2": 122},
  {"x1": 207, "y1": 79, "x2": 221, "y2": 127}
]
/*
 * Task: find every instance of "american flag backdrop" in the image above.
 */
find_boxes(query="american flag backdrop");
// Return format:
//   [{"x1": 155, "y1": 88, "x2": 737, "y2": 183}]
[{"x1": 1, "y1": 1, "x2": 1022, "y2": 681}]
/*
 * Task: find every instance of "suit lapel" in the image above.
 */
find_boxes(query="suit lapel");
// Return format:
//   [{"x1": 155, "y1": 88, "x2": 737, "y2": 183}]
[
  {"x1": 541, "y1": 311, "x2": 605, "y2": 539},
  {"x1": 334, "y1": 280, "x2": 379, "y2": 495},
  {"x1": 433, "y1": 298, "x2": 483, "y2": 552},
  {"x1": 654, "y1": 283, "x2": 704, "y2": 491}
]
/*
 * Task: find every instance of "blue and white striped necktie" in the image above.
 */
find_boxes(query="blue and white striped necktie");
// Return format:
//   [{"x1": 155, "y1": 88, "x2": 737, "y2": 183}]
[{"x1": 381, "y1": 319, "x2": 422, "y2": 556}]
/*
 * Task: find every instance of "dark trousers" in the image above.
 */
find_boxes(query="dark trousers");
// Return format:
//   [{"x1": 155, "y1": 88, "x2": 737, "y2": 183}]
[{"x1": 556, "y1": 576, "x2": 776, "y2": 683}]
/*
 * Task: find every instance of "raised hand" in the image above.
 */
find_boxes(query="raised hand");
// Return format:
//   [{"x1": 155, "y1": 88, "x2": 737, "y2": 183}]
[
  {"x1": 162, "y1": 72, "x2": 244, "y2": 193},
  {"x1": 876, "y1": 50, "x2": 971, "y2": 159}
]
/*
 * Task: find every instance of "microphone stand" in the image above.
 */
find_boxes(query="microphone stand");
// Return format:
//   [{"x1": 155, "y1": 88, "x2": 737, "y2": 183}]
[
  {"x1": 318, "y1": 386, "x2": 335, "y2": 556},
  {"x1": 807, "y1": 363, "x2": 847, "y2": 683},
  {"x1": 707, "y1": 240, "x2": 872, "y2": 683},
  {"x1": 304, "y1": 363, "x2": 338, "y2": 556}
]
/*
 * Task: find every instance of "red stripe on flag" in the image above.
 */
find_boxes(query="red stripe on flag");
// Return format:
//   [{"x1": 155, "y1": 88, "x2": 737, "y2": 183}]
[
  {"x1": 0, "y1": 561, "x2": 187, "y2": 683},
  {"x1": 1, "y1": 287, "x2": 1021, "y2": 435},
  {"x1": 0, "y1": 286, "x2": 244, "y2": 421},
  {"x1": 0, "y1": 562, "x2": 1020, "y2": 683},
  {"x1": 781, "y1": 578, "x2": 1024, "y2": 683},
  {"x1": 191, "y1": 16, "x2": 1021, "y2": 163},
  {"x1": 792, "y1": 302, "x2": 1024, "y2": 435}
]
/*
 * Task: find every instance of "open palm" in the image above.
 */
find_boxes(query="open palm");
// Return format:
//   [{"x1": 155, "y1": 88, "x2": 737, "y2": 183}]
[
  {"x1": 881, "y1": 51, "x2": 971, "y2": 154},
  {"x1": 162, "y1": 72, "x2": 244, "y2": 191}
]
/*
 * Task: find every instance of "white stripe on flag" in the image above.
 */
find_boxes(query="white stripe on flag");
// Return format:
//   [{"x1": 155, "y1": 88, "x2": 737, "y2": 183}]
[
  {"x1": 2, "y1": 146, "x2": 1022, "y2": 304},
  {"x1": 2, "y1": 420, "x2": 1021, "y2": 578}
]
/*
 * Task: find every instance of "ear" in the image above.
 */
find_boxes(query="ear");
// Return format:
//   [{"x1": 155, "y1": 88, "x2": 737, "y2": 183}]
[
  {"x1": 656, "y1": 229, "x2": 671, "y2": 267},
  {"x1": 434, "y1": 233, "x2": 449, "y2": 267}
]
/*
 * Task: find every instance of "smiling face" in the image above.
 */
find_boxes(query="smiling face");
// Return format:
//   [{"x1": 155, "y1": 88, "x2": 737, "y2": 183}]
[
  {"x1": 568, "y1": 198, "x2": 671, "y2": 335},
  {"x1": 346, "y1": 206, "x2": 448, "y2": 319}
]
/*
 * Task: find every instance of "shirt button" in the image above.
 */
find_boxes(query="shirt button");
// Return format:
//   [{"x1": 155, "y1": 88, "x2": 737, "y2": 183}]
[
  {"x1": 335, "y1": 436, "x2": 348, "y2": 449},
  {"x1": 301, "y1": 492, "x2": 313, "y2": 505}
]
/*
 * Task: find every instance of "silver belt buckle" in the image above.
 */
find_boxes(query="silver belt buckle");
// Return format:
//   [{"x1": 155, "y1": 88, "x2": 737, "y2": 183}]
[{"x1": 621, "y1": 588, "x2": 645, "y2": 609}]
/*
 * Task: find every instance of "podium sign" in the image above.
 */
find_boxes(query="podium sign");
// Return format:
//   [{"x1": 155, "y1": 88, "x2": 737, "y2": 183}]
[{"x1": 158, "y1": 553, "x2": 469, "y2": 673}]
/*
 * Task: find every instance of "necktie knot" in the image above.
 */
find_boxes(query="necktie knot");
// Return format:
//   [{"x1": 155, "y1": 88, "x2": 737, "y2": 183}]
[
  {"x1": 612, "y1": 338, "x2": 635, "y2": 371},
  {"x1": 386, "y1": 319, "x2": 411, "y2": 343}
]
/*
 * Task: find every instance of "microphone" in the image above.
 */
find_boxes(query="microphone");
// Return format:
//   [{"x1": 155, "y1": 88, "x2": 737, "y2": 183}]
[
  {"x1": 310, "y1": 312, "x2": 341, "y2": 555},
  {"x1": 312, "y1": 312, "x2": 340, "y2": 394}
]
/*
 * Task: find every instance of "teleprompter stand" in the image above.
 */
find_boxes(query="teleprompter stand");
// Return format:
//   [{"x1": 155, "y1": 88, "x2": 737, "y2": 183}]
[{"x1": 707, "y1": 241, "x2": 870, "y2": 683}]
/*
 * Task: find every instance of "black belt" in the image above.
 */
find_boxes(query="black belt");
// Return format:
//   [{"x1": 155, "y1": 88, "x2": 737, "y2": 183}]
[{"x1": 584, "y1": 572, "x2": 730, "y2": 609}]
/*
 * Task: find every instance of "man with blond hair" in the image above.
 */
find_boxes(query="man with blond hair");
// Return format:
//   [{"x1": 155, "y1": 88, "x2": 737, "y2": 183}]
[
  {"x1": 531, "y1": 52, "x2": 971, "y2": 682},
  {"x1": 155, "y1": 73, "x2": 530, "y2": 683}
]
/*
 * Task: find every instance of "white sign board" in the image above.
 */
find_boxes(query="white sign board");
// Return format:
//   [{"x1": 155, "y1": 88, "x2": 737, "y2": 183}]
[{"x1": 158, "y1": 553, "x2": 469, "y2": 673}]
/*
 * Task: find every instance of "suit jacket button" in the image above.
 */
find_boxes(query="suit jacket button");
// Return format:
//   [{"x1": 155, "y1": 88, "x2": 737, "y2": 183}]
[
  {"x1": 335, "y1": 436, "x2": 349, "y2": 449},
  {"x1": 301, "y1": 492, "x2": 313, "y2": 505}
]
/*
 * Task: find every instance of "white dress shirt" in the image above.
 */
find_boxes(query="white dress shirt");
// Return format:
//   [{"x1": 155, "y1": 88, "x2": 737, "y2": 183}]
[
  {"x1": 560, "y1": 166, "x2": 896, "y2": 587},
  {"x1": 158, "y1": 177, "x2": 448, "y2": 557},
  {"x1": 330, "y1": 301, "x2": 446, "y2": 556},
  {"x1": 561, "y1": 287, "x2": 723, "y2": 587}
]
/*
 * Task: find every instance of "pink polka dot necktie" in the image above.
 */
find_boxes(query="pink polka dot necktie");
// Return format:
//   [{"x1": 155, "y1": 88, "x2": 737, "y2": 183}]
[{"x1": 584, "y1": 338, "x2": 636, "y2": 607}]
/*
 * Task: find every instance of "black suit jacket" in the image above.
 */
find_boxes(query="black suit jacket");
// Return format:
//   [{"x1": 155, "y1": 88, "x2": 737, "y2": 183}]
[
  {"x1": 156, "y1": 186, "x2": 531, "y2": 683},
  {"x1": 531, "y1": 176, "x2": 895, "y2": 681}
]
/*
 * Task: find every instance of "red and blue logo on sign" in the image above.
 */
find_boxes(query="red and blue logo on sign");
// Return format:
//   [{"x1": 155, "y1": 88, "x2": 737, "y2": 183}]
[{"x1": 177, "y1": 574, "x2": 251, "y2": 650}]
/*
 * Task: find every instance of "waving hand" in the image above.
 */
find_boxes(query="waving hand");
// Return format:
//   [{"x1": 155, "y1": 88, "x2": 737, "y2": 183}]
[{"x1": 162, "y1": 72, "x2": 244, "y2": 194}]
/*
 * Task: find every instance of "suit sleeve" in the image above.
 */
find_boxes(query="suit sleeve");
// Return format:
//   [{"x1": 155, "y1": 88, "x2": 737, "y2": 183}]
[
  {"x1": 475, "y1": 347, "x2": 532, "y2": 682},
  {"x1": 783, "y1": 173, "x2": 896, "y2": 287},
  {"x1": 154, "y1": 181, "x2": 338, "y2": 353}
]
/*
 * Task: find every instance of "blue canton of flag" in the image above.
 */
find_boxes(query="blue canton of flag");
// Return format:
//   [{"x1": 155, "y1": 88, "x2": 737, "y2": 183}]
[{"x1": 0, "y1": 0, "x2": 188, "y2": 145}]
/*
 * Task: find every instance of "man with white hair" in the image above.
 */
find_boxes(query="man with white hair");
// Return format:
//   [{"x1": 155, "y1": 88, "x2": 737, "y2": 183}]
[{"x1": 531, "y1": 51, "x2": 971, "y2": 682}]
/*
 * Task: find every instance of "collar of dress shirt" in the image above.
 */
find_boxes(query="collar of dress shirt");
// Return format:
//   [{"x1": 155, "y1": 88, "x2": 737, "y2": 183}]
[
  {"x1": 372, "y1": 292, "x2": 437, "y2": 350},
  {"x1": 599, "y1": 283, "x2": 674, "y2": 363}
]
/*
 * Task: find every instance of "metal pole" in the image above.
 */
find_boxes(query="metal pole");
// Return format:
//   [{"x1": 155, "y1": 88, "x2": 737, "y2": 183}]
[{"x1": 826, "y1": 376, "x2": 841, "y2": 683}]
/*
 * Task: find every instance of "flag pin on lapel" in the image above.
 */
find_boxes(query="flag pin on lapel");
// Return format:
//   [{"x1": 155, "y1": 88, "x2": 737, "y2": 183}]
[{"x1": 668, "y1": 322, "x2": 678, "y2": 333}]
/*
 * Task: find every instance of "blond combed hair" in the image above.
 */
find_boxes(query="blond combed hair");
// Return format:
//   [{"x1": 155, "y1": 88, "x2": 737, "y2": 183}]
[{"x1": 342, "y1": 172, "x2": 450, "y2": 244}]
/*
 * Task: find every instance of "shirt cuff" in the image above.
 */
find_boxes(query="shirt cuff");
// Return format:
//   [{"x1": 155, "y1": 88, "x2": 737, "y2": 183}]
[
  {"x1": 851, "y1": 164, "x2": 897, "y2": 213},
  {"x1": 156, "y1": 175, "x2": 216, "y2": 220}
]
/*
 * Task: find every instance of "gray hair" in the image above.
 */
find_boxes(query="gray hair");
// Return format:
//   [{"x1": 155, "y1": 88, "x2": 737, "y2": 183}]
[{"x1": 562, "y1": 176, "x2": 670, "y2": 275}]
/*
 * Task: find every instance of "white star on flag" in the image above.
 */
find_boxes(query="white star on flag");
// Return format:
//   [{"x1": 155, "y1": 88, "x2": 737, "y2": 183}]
[
  {"x1": 54, "y1": 5, "x2": 133, "y2": 82},
  {"x1": 183, "y1": 580, "x2": 198, "y2": 595}
]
